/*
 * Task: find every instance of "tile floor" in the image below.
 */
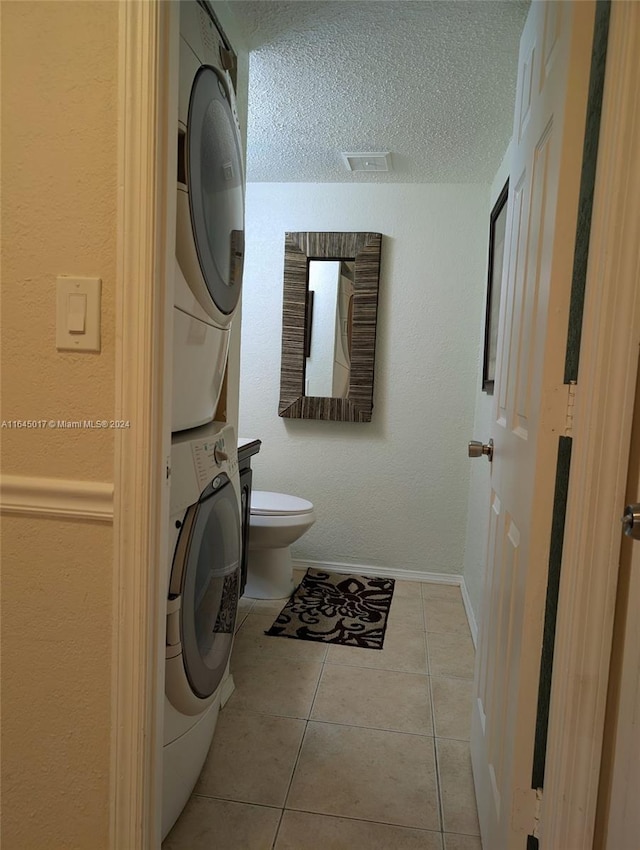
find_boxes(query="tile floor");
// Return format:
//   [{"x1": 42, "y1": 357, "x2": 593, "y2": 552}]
[{"x1": 163, "y1": 573, "x2": 481, "y2": 850}]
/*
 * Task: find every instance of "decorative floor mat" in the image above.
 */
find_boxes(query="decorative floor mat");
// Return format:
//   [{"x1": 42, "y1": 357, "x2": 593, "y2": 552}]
[{"x1": 265, "y1": 568, "x2": 395, "y2": 650}]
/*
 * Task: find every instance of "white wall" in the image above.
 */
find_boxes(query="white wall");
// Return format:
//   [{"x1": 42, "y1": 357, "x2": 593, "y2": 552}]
[
  {"x1": 239, "y1": 182, "x2": 488, "y2": 575},
  {"x1": 462, "y1": 147, "x2": 512, "y2": 617}
]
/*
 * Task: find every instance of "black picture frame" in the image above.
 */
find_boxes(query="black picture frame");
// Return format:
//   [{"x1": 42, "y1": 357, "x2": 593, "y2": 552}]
[{"x1": 482, "y1": 180, "x2": 509, "y2": 394}]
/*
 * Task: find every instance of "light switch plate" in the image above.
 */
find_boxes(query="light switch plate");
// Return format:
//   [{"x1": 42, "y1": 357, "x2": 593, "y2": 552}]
[{"x1": 56, "y1": 276, "x2": 101, "y2": 352}]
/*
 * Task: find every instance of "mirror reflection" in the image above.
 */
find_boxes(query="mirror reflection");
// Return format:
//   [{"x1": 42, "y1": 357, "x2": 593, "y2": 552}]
[{"x1": 305, "y1": 260, "x2": 355, "y2": 398}]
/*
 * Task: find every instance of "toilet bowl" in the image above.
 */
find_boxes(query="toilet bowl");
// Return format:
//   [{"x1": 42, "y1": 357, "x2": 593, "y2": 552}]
[{"x1": 246, "y1": 490, "x2": 316, "y2": 599}]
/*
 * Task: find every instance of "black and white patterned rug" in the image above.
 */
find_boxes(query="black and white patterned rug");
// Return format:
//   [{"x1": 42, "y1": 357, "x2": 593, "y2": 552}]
[{"x1": 265, "y1": 568, "x2": 395, "y2": 650}]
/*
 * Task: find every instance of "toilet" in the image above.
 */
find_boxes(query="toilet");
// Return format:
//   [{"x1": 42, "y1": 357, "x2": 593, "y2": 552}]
[{"x1": 245, "y1": 490, "x2": 316, "y2": 599}]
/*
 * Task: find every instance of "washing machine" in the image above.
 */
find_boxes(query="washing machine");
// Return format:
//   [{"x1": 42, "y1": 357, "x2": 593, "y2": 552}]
[
  {"x1": 163, "y1": 421, "x2": 241, "y2": 838},
  {"x1": 172, "y1": 1, "x2": 245, "y2": 433}
]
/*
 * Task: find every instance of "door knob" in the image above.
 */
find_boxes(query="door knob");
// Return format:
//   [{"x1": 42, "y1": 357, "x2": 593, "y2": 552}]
[
  {"x1": 468, "y1": 439, "x2": 494, "y2": 462},
  {"x1": 621, "y1": 503, "x2": 640, "y2": 540}
]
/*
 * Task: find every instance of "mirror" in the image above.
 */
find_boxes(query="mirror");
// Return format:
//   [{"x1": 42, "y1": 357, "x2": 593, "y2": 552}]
[
  {"x1": 279, "y1": 232, "x2": 382, "y2": 422},
  {"x1": 305, "y1": 260, "x2": 354, "y2": 398}
]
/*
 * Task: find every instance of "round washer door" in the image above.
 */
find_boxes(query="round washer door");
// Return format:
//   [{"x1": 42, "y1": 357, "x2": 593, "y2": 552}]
[
  {"x1": 170, "y1": 473, "x2": 241, "y2": 700},
  {"x1": 183, "y1": 65, "x2": 244, "y2": 318}
]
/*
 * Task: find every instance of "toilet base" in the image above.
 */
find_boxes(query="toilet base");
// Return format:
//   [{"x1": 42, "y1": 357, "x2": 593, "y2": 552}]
[{"x1": 245, "y1": 546, "x2": 295, "y2": 599}]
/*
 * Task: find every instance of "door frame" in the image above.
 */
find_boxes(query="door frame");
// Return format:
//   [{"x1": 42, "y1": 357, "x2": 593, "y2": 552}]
[
  {"x1": 541, "y1": 2, "x2": 640, "y2": 846},
  {"x1": 110, "y1": 1, "x2": 178, "y2": 847},
  {"x1": 109, "y1": 0, "x2": 640, "y2": 846}
]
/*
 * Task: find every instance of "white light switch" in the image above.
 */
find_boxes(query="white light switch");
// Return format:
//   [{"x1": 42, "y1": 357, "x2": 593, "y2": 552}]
[
  {"x1": 56, "y1": 277, "x2": 101, "y2": 352},
  {"x1": 67, "y1": 293, "x2": 86, "y2": 333}
]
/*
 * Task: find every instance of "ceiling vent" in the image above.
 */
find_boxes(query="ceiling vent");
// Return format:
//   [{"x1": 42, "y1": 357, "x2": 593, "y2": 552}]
[{"x1": 341, "y1": 152, "x2": 392, "y2": 173}]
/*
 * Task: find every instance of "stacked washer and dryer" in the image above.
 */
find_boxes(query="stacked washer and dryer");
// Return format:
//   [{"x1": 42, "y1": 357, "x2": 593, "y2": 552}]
[{"x1": 163, "y1": 1, "x2": 245, "y2": 838}]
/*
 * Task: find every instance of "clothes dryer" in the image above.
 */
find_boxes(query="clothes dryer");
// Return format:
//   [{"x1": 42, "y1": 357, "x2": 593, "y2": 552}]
[
  {"x1": 162, "y1": 421, "x2": 241, "y2": 838},
  {"x1": 173, "y1": 1, "x2": 245, "y2": 433}
]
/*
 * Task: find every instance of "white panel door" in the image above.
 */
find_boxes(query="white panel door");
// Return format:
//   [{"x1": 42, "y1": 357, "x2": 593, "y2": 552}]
[
  {"x1": 600, "y1": 366, "x2": 640, "y2": 847},
  {"x1": 470, "y1": 2, "x2": 595, "y2": 847}
]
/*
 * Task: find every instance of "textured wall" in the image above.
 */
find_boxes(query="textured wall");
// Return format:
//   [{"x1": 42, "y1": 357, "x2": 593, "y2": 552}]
[
  {"x1": 1, "y1": 3, "x2": 118, "y2": 847},
  {"x1": 1, "y1": 0, "x2": 118, "y2": 481},
  {"x1": 462, "y1": 147, "x2": 513, "y2": 619},
  {"x1": 239, "y1": 182, "x2": 487, "y2": 575},
  {"x1": 1, "y1": 517, "x2": 113, "y2": 849}
]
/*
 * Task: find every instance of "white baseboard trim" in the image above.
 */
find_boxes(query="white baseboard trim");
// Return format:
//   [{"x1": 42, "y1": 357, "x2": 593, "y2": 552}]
[
  {"x1": 459, "y1": 577, "x2": 478, "y2": 648},
  {"x1": 292, "y1": 558, "x2": 479, "y2": 644},
  {"x1": 0, "y1": 474, "x2": 114, "y2": 522},
  {"x1": 292, "y1": 558, "x2": 463, "y2": 586}
]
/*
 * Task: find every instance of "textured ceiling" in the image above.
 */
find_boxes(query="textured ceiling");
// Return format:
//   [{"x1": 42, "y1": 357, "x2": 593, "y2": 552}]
[{"x1": 229, "y1": 0, "x2": 529, "y2": 183}]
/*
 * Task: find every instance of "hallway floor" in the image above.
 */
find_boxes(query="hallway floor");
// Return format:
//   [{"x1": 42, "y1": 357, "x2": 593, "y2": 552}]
[{"x1": 163, "y1": 573, "x2": 481, "y2": 850}]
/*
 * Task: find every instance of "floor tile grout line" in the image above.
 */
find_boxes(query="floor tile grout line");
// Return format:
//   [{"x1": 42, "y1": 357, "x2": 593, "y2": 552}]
[
  {"x1": 218, "y1": 705, "x2": 315, "y2": 723},
  {"x1": 270, "y1": 808, "x2": 286, "y2": 850},
  {"x1": 231, "y1": 588, "x2": 322, "y2": 850},
  {"x1": 294, "y1": 715, "x2": 437, "y2": 739},
  {"x1": 278, "y1": 652, "x2": 326, "y2": 817},
  {"x1": 321, "y1": 663, "x2": 429, "y2": 675},
  {"x1": 428, "y1": 671, "x2": 475, "y2": 683},
  {"x1": 262, "y1": 638, "x2": 326, "y2": 849},
  {"x1": 230, "y1": 592, "x2": 322, "y2": 847},
  {"x1": 429, "y1": 672, "x2": 447, "y2": 836},
  {"x1": 320, "y1": 660, "x2": 430, "y2": 678},
  {"x1": 424, "y1": 617, "x2": 431, "y2": 676},
  {"x1": 421, "y1": 588, "x2": 429, "y2": 634},
  {"x1": 277, "y1": 804, "x2": 450, "y2": 834},
  {"x1": 307, "y1": 651, "x2": 329, "y2": 719},
  {"x1": 279, "y1": 723, "x2": 307, "y2": 816},
  {"x1": 191, "y1": 791, "x2": 280, "y2": 811},
  {"x1": 188, "y1": 790, "x2": 481, "y2": 846},
  {"x1": 187, "y1": 793, "x2": 478, "y2": 843}
]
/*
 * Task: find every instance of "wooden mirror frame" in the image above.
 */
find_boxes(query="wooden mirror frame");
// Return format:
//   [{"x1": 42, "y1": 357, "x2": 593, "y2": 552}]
[{"x1": 278, "y1": 232, "x2": 382, "y2": 422}]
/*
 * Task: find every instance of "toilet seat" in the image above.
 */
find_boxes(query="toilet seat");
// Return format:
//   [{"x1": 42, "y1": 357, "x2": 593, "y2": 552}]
[{"x1": 250, "y1": 490, "x2": 314, "y2": 517}]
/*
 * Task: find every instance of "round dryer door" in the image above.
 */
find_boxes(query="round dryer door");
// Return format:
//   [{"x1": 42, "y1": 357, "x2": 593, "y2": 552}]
[
  {"x1": 170, "y1": 473, "x2": 241, "y2": 700},
  {"x1": 185, "y1": 65, "x2": 244, "y2": 317}
]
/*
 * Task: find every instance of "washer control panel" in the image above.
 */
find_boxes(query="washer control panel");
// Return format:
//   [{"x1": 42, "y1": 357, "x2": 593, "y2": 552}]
[
  {"x1": 191, "y1": 426, "x2": 238, "y2": 492},
  {"x1": 170, "y1": 421, "x2": 239, "y2": 515}
]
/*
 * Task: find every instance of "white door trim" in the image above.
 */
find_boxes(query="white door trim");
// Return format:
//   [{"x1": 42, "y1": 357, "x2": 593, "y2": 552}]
[
  {"x1": 110, "y1": 2, "x2": 173, "y2": 847},
  {"x1": 541, "y1": 3, "x2": 640, "y2": 846}
]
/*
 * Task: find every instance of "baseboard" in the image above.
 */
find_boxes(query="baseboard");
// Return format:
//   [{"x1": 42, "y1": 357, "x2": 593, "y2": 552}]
[
  {"x1": 292, "y1": 557, "x2": 479, "y2": 646},
  {"x1": 292, "y1": 557, "x2": 463, "y2": 586},
  {"x1": 459, "y1": 577, "x2": 478, "y2": 648},
  {"x1": 0, "y1": 474, "x2": 114, "y2": 522}
]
